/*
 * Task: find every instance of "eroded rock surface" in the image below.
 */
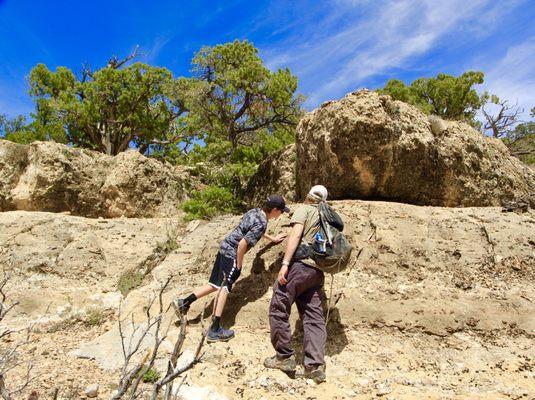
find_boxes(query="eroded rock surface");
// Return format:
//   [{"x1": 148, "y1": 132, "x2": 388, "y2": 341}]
[
  {"x1": 245, "y1": 143, "x2": 298, "y2": 207},
  {"x1": 295, "y1": 90, "x2": 535, "y2": 207},
  {"x1": 0, "y1": 140, "x2": 192, "y2": 217},
  {"x1": 1, "y1": 201, "x2": 533, "y2": 398}
]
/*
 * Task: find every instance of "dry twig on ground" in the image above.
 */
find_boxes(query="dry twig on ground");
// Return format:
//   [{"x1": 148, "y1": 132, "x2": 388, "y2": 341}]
[
  {"x1": 0, "y1": 257, "x2": 36, "y2": 400},
  {"x1": 112, "y1": 276, "x2": 207, "y2": 400}
]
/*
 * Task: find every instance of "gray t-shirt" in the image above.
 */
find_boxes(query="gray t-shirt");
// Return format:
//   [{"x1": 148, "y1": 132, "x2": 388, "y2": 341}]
[{"x1": 219, "y1": 208, "x2": 268, "y2": 259}]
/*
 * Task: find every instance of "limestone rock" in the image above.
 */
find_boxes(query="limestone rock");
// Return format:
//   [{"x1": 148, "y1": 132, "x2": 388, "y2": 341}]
[
  {"x1": 72, "y1": 324, "x2": 159, "y2": 370},
  {"x1": 1, "y1": 202, "x2": 534, "y2": 398},
  {"x1": 245, "y1": 143, "x2": 298, "y2": 207},
  {"x1": 0, "y1": 140, "x2": 193, "y2": 217},
  {"x1": 0, "y1": 140, "x2": 29, "y2": 211},
  {"x1": 84, "y1": 384, "x2": 99, "y2": 398},
  {"x1": 99, "y1": 150, "x2": 190, "y2": 218},
  {"x1": 295, "y1": 90, "x2": 535, "y2": 207}
]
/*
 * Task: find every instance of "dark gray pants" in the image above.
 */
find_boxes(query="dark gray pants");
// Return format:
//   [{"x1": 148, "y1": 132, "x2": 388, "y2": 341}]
[{"x1": 269, "y1": 261, "x2": 326, "y2": 368}]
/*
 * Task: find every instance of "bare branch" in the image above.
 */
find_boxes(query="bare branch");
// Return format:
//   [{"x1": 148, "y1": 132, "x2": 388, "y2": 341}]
[
  {"x1": 482, "y1": 98, "x2": 522, "y2": 138},
  {"x1": 0, "y1": 265, "x2": 35, "y2": 400},
  {"x1": 108, "y1": 46, "x2": 140, "y2": 69}
]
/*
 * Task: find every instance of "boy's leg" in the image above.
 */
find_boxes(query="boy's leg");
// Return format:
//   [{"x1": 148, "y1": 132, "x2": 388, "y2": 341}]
[
  {"x1": 213, "y1": 287, "x2": 229, "y2": 319},
  {"x1": 194, "y1": 284, "x2": 218, "y2": 299}
]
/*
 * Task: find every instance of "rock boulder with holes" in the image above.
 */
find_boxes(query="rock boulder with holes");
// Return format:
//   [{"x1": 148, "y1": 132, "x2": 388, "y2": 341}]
[{"x1": 295, "y1": 90, "x2": 535, "y2": 207}]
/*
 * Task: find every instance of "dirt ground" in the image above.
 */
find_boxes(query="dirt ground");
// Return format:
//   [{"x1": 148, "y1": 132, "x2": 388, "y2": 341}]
[{"x1": 1, "y1": 200, "x2": 534, "y2": 399}]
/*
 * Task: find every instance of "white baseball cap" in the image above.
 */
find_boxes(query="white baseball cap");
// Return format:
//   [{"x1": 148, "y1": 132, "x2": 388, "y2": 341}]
[{"x1": 308, "y1": 185, "x2": 328, "y2": 201}]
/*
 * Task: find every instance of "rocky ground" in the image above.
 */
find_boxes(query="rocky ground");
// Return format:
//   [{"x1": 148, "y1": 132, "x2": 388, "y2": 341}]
[{"x1": 1, "y1": 200, "x2": 534, "y2": 399}]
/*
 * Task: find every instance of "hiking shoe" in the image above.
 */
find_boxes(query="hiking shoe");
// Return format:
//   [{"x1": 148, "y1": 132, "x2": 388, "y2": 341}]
[
  {"x1": 297, "y1": 364, "x2": 326, "y2": 384},
  {"x1": 263, "y1": 354, "x2": 296, "y2": 372},
  {"x1": 206, "y1": 327, "x2": 235, "y2": 343},
  {"x1": 171, "y1": 298, "x2": 189, "y2": 317}
]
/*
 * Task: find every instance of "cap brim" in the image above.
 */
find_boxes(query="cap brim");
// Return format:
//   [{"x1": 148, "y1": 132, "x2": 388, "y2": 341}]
[{"x1": 283, "y1": 206, "x2": 290, "y2": 213}]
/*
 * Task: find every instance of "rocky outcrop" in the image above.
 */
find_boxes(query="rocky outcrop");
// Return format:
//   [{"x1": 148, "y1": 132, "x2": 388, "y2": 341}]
[
  {"x1": 0, "y1": 141, "x2": 28, "y2": 211},
  {"x1": 295, "y1": 90, "x2": 535, "y2": 207},
  {"x1": 1, "y1": 202, "x2": 534, "y2": 397},
  {"x1": 0, "y1": 140, "x2": 193, "y2": 217},
  {"x1": 244, "y1": 144, "x2": 298, "y2": 207}
]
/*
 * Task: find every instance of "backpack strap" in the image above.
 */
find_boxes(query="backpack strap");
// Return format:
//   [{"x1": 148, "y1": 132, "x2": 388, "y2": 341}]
[{"x1": 318, "y1": 201, "x2": 334, "y2": 245}]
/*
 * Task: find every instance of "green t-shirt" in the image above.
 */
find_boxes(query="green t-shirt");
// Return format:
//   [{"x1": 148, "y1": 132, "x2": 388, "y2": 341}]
[{"x1": 291, "y1": 204, "x2": 320, "y2": 267}]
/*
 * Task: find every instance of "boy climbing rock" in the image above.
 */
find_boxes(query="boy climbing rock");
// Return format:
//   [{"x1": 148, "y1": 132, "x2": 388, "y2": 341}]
[{"x1": 173, "y1": 194, "x2": 289, "y2": 342}]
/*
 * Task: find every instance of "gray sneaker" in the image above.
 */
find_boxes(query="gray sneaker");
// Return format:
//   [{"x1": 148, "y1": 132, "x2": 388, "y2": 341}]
[
  {"x1": 263, "y1": 354, "x2": 296, "y2": 372},
  {"x1": 207, "y1": 327, "x2": 235, "y2": 343},
  {"x1": 171, "y1": 298, "x2": 189, "y2": 317}
]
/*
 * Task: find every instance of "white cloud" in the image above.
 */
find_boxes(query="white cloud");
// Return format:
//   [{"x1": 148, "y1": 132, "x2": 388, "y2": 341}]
[
  {"x1": 260, "y1": 0, "x2": 526, "y2": 108},
  {"x1": 140, "y1": 36, "x2": 171, "y2": 64},
  {"x1": 480, "y1": 38, "x2": 535, "y2": 118}
]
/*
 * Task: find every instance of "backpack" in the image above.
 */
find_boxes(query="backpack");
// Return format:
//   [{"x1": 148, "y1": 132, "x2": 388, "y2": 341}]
[{"x1": 294, "y1": 202, "x2": 353, "y2": 274}]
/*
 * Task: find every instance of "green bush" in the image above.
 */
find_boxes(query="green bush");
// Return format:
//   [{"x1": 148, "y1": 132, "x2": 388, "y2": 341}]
[
  {"x1": 141, "y1": 368, "x2": 161, "y2": 383},
  {"x1": 117, "y1": 270, "x2": 143, "y2": 297},
  {"x1": 84, "y1": 307, "x2": 106, "y2": 327},
  {"x1": 181, "y1": 185, "x2": 239, "y2": 220}
]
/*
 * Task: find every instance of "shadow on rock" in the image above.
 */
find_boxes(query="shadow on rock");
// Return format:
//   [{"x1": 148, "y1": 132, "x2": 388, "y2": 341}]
[
  {"x1": 291, "y1": 306, "x2": 349, "y2": 361},
  {"x1": 188, "y1": 242, "x2": 281, "y2": 327},
  {"x1": 223, "y1": 242, "x2": 282, "y2": 328}
]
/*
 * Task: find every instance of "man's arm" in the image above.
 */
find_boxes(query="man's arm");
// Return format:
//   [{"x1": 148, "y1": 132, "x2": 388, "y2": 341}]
[{"x1": 278, "y1": 223, "x2": 304, "y2": 285}]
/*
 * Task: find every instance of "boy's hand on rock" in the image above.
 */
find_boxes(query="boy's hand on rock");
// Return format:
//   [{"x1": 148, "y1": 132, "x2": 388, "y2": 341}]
[{"x1": 272, "y1": 233, "x2": 287, "y2": 244}]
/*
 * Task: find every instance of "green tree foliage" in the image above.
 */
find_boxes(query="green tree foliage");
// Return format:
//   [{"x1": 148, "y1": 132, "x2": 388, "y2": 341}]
[
  {"x1": 176, "y1": 40, "x2": 302, "y2": 219},
  {"x1": 181, "y1": 185, "x2": 239, "y2": 221},
  {"x1": 1, "y1": 114, "x2": 28, "y2": 141},
  {"x1": 507, "y1": 107, "x2": 535, "y2": 141},
  {"x1": 1, "y1": 112, "x2": 67, "y2": 144},
  {"x1": 4, "y1": 41, "x2": 303, "y2": 219},
  {"x1": 27, "y1": 52, "x2": 187, "y2": 155},
  {"x1": 379, "y1": 71, "x2": 485, "y2": 124},
  {"x1": 187, "y1": 40, "x2": 302, "y2": 151}
]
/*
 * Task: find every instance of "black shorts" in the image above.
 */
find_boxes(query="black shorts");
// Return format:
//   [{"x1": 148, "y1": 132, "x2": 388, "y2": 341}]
[{"x1": 208, "y1": 252, "x2": 237, "y2": 292}]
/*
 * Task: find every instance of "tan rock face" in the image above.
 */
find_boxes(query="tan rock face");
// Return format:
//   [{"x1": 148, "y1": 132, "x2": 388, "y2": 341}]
[
  {"x1": 0, "y1": 140, "x2": 29, "y2": 211},
  {"x1": 295, "y1": 90, "x2": 535, "y2": 207},
  {"x1": 1, "y1": 202, "x2": 534, "y2": 398},
  {"x1": 244, "y1": 143, "x2": 298, "y2": 207},
  {"x1": 0, "y1": 140, "x2": 192, "y2": 217}
]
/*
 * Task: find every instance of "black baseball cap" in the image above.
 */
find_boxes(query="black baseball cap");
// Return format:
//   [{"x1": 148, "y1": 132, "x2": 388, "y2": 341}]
[{"x1": 266, "y1": 194, "x2": 290, "y2": 213}]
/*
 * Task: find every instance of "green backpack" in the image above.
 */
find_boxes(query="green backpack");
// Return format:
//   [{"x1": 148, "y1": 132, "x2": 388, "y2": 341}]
[
  {"x1": 311, "y1": 202, "x2": 353, "y2": 274},
  {"x1": 294, "y1": 202, "x2": 353, "y2": 274}
]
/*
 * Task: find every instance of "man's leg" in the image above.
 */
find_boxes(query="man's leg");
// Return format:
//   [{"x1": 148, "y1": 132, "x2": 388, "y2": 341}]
[
  {"x1": 269, "y1": 271, "x2": 299, "y2": 359},
  {"x1": 296, "y1": 285, "x2": 327, "y2": 370}
]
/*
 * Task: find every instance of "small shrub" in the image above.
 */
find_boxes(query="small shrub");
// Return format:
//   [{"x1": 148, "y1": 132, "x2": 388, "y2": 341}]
[
  {"x1": 118, "y1": 270, "x2": 143, "y2": 297},
  {"x1": 181, "y1": 185, "x2": 239, "y2": 220},
  {"x1": 84, "y1": 307, "x2": 106, "y2": 327},
  {"x1": 141, "y1": 367, "x2": 161, "y2": 383},
  {"x1": 48, "y1": 315, "x2": 80, "y2": 333}
]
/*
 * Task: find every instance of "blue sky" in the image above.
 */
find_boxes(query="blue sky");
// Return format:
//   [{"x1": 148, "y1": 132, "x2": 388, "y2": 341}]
[{"x1": 1, "y1": 0, "x2": 534, "y2": 120}]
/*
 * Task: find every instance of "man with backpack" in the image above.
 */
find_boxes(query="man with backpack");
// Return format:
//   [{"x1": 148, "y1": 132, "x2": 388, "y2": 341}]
[
  {"x1": 264, "y1": 185, "x2": 351, "y2": 384},
  {"x1": 173, "y1": 194, "x2": 290, "y2": 343}
]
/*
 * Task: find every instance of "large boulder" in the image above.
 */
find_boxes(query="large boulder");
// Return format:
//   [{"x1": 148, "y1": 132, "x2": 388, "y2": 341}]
[
  {"x1": 0, "y1": 141, "x2": 29, "y2": 211},
  {"x1": 295, "y1": 90, "x2": 535, "y2": 207},
  {"x1": 100, "y1": 150, "x2": 191, "y2": 218},
  {"x1": 0, "y1": 140, "x2": 192, "y2": 217},
  {"x1": 244, "y1": 143, "x2": 298, "y2": 207}
]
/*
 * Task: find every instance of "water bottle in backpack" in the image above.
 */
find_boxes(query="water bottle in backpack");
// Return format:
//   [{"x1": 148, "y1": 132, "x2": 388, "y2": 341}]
[{"x1": 314, "y1": 231, "x2": 327, "y2": 254}]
